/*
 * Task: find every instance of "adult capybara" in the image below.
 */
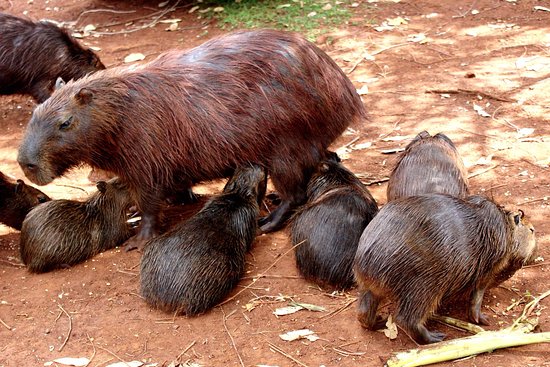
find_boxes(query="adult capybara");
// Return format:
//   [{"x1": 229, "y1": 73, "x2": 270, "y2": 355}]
[
  {"x1": 0, "y1": 171, "x2": 50, "y2": 230},
  {"x1": 140, "y1": 164, "x2": 266, "y2": 315},
  {"x1": 17, "y1": 29, "x2": 365, "y2": 249},
  {"x1": 0, "y1": 12, "x2": 104, "y2": 103},
  {"x1": 353, "y1": 194, "x2": 537, "y2": 344},
  {"x1": 387, "y1": 131, "x2": 469, "y2": 201},
  {"x1": 290, "y1": 152, "x2": 378, "y2": 290},
  {"x1": 20, "y1": 178, "x2": 133, "y2": 273}
]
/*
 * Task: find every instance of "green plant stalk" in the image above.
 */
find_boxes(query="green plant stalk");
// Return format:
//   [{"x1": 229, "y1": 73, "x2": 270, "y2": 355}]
[{"x1": 386, "y1": 331, "x2": 550, "y2": 367}]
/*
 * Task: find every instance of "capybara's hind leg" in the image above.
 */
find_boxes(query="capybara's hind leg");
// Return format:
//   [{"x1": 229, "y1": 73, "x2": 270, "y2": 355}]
[
  {"x1": 469, "y1": 287, "x2": 490, "y2": 325},
  {"x1": 396, "y1": 308, "x2": 445, "y2": 344},
  {"x1": 357, "y1": 290, "x2": 386, "y2": 330}
]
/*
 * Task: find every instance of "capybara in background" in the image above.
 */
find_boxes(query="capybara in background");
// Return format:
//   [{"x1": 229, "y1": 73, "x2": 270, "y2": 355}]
[
  {"x1": 140, "y1": 164, "x2": 266, "y2": 315},
  {"x1": 386, "y1": 131, "x2": 469, "y2": 201},
  {"x1": 290, "y1": 152, "x2": 378, "y2": 290},
  {"x1": 17, "y1": 29, "x2": 365, "y2": 249},
  {"x1": 0, "y1": 12, "x2": 105, "y2": 103},
  {"x1": 0, "y1": 171, "x2": 50, "y2": 230},
  {"x1": 20, "y1": 178, "x2": 133, "y2": 273},
  {"x1": 353, "y1": 194, "x2": 537, "y2": 344}
]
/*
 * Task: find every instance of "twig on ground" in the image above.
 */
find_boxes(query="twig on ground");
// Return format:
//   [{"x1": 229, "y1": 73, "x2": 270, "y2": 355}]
[
  {"x1": 347, "y1": 43, "x2": 409, "y2": 74},
  {"x1": 74, "y1": 8, "x2": 136, "y2": 26},
  {"x1": 432, "y1": 315, "x2": 485, "y2": 334},
  {"x1": 218, "y1": 241, "x2": 305, "y2": 306},
  {"x1": 57, "y1": 303, "x2": 73, "y2": 352},
  {"x1": 0, "y1": 259, "x2": 24, "y2": 267},
  {"x1": 268, "y1": 341, "x2": 310, "y2": 367},
  {"x1": 467, "y1": 165, "x2": 498, "y2": 179},
  {"x1": 86, "y1": 333, "x2": 97, "y2": 367},
  {"x1": 426, "y1": 88, "x2": 514, "y2": 103},
  {"x1": 222, "y1": 307, "x2": 245, "y2": 367},
  {"x1": 176, "y1": 340, "x2": 196, "y2": 362},
  {"x1": 521, "y1": 197, "x2": 548, "y2": 205},
  {"x1": 319, "y1": 297, "x2": 356, "y2": 321},
  {"x1": 54, "y1": 184, "x2": 88, "y2": 194},
  {"x1": 0, "y1": 317, "x2": 13, "y2": 331}
]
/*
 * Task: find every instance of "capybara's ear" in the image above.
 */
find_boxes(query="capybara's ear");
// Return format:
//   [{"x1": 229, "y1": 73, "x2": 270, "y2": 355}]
[
  {"x1": 96, "y1": 180, "x2": 107, "y2": 193},
  {"x1": 511, "y1": 210, "x2": 524, "y2": 226},
  {"x1": 15, "y1": 179, "x2": 25, "y2": 193},
  {"x1": 319, "y1": 162, "x2": 331, "y2": 173},
  {"x1": 75, "y1": 88, "x2": 94, "y2": 105},
  {"x1": 55, "y1": 77, "x2": 65, "y2": 91}
]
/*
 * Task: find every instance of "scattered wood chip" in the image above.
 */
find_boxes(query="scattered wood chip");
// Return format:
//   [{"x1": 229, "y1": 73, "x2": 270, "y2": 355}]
[
  {"x1": 279, "y1": 329, "x2": 320, "y2": 342},
  {"x1": 383, "y1": 315, "x2": 398, "y2": 340},
  {"x1": 124, "y1": 53, "x2": 145, "y2": 63},
  {"x1": 44, "y1": 357, "x2": 90, "y2": 367}
]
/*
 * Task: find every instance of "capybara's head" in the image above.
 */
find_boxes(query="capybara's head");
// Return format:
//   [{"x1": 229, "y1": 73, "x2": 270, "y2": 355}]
[
  {"x1": 505, "y1": 209, "x2": 537, "y2": 266},
  {"x1": 92, "y1": 178, "x2": 133, "y2": 212},
  {"x1": 17, "y1": 84, "x2": 104, "y2": 185},
  {"x1": 223, "y1": 164, "x2": 267, "y2": 206},
  {"x1": 0, "y1": 172, "x2": 50, "y2": 230}
]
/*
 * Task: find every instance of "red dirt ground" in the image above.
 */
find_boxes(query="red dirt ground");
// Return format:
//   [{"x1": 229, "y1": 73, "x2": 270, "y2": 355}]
[{"x1": 1, "y1": 0, "x2": 549, "y2": 366}]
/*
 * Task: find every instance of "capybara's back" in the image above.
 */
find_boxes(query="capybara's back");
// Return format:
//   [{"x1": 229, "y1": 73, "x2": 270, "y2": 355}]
[
  {"x1": 20, "y1": 179, "x2": 133, "y2": 273},
  {"x1": 0, "y1": 12, "x2": 105, "y2": 103},
  {"x1": 291, "y1": 153, "x2": 378, "y2": 289},
  {"x1": 140, "y1": 165, "x2": 266, "y2": 315},
  {"x1": 18, "y1": 29, "x2": 365, "y2": 248},
  {"x1": 353, "y1": 194, "x2": 536, "y2": 344},
  {"x1": 0, "y1": 171, "x2": 50, "y2": 230},
  {"x1": 387, "y1": 131, "x2": 469, "y2": 201}
]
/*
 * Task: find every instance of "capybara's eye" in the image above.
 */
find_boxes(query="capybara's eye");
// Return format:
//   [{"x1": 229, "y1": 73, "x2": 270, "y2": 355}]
[
  {"x1": 59, "y1": 116, "x2": 74, "y2": 130},
  {"x1": 38, "y1": 196, "x2": 48, "y2": 203}
]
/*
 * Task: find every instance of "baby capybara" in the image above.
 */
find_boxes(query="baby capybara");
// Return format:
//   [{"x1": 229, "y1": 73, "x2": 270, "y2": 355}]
[
  {"x1": 387, "y1": 131, "x2": 469, "y2": 201},
  {"x1": 0, "y1": 12, "x2": 105, "y2": 103},
  {"x1": 17, "y1": 29, "x2": 365, "y2": 249},
  {"x1": 354, "y1": 194, "x2": 537, "y2": 344},
  {"x1": 20, "y1": 178, "x2": 133, "y2": 273},
  {"x1": 291, "y1": 152, "x2": 378, "y2": 290},
  {"x1": 0, "y1": 171, "x2": 50, "y2": 230},
  {"x1": 140, "y1": 165, "x2": 266, "y2": 315}
]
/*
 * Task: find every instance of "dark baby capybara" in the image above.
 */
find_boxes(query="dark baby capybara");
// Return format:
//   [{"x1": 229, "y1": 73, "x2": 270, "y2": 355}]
[
  {"x1": 17, "y1": 29, "x2": 365, "y2": 249},
  {"x1": 290, "y1": 152, "x2": 378, "y2": 290},
  {"x1": 386, "y1": 131, "x2": 469, "y2": 201},
  {"x1": 0, "y1": 12, "x2": 105, "y2": 103},
  {"x1": 139, "y1": 164, "x2": 266, "y2": 316},
  {"x1": 353, "y1": 194, "x2": 537, "y2": 344},
  {"x1": 19, "y1": 178, "x2": 133, "y2": 273},
  {"x1": 0, "y1": 171, "x2": 50, "y2": 230}
]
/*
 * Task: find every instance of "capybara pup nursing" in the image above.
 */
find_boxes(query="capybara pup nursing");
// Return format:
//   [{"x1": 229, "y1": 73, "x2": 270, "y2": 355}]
[
  {"x1": 354, "y1": 194, "x2": 536, "y2": 344},
  {"x1": 20, "y1": 178, "x2": 133, "y2": 273},
  {"x1": 0, "y1": 12, "x2": 105, "y2": 103},
  {"x1": 17, "y1": 29, "x2": 365, "y2": 249},
  {"x1": 291, "y1": 152, "x2": 378, "y2": 290},
  {"x1": 140, "y1": 165, "x2": 266, "y2": 316},
  {"x1": 387, "y1": 131, "x2": 469, "y2": 201},
  {"x1": 0, "y1": 171, "x2": 50, "y2": 230}
]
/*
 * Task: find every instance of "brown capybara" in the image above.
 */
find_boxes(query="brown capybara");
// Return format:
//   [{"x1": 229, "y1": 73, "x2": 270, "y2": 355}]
[
  {"x1": 386, "y1": 131, "x2": 469, "y2": 201},
  {"x1": 139, "y1": 164, "x2": 266, "y2": 316},
  {"x1": 0, "y1": 171, "x2": 50, "y2": 230},
  {"x1": 17, "y1": 29, "x2": 365, "y2": 250},
  {"x1": 353, "y1": 194, "x2": 537, "y2": 344},
  {"x1": 19, "y1": 178, "x2": 133, "y2": 273},
  {"x1": 290, "y1": 152, "x2": 378, "y2": 290},
  {"x1": 0, "y1": 12, "x2": 105, "y2": 103}
]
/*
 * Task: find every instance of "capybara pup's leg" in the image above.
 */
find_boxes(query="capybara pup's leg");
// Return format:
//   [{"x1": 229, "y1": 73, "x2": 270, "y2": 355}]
[{"x1": 357, "y1": 289, "x2": 386, "y2": 330}]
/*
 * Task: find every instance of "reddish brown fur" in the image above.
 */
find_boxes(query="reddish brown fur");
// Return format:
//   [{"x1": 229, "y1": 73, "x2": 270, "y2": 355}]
[
  {"x1": 387, "y1": 131, "x2": 469, "y2": 201},
  {"x1": 0, "y1": 171, "x2": 50, "y2": 230},
  {"x1": 0, "y1": 12, "x2": 104, "y2": 103},
  {"x1": 18, "y1": 30, "x2": 365, "y2": 247}
]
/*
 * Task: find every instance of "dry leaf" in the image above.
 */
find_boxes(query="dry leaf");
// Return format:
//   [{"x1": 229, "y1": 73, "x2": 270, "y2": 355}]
[
  {"x1": 382, "y1": 135, "x2": 410, "y2": 142},
  {"x1": 475, "y1": 154, "x2": 493, "y2": 166},
  {"x1": 213, "y1": 7, "x2": 224, "y2": 12},
  {"x1": 307, "y1": 11, "x2": 317, "y2": 17},
  {"x1": 279, "y1": 329, "x2": 320, "y2": 342},
  {"x1": 289, "y1": 301, "x2": 326, "y2": 312},
  {"x1": 517, "y1": 128, "x2": 535, "y2": 137},
  {"x1": 383, "y1": 315, "x2": 398, "y2": 340},
  {"x1": 124, "y1": 53, "x2": 145, "y2": 63},
  {"x1": 273, "y1": 305, "x2": 303, "y2": 316},
  {"x1": 106, "y1": 361, "x2": 143, "y2": 367},
  {"x1": 352, "y1": 142, "x2": 373, "y2": 150},
  {"x1": 356, "y1": 85, "x2": 369, "y2": 95},
  {"x1": 322, "y1": 4, "x2": 332, "y2": 10},
  {"x1": 407, "y1": 33, "x2": 427, "y2": 43},
  {"x1": 166, "y1": 23, "x2": 178, "y2": 32},
  {"x1": 387, "y1": 16, "x2": 408, "y2": 26},
  {"x1": 158, "y1": 1, "x2": 169, "y2": 7},
  {"x1": 473, "y1": 103, "x2": 490, "y2": 117},
  {"x1": 534, "y1": 6, "x2": 550, "y2": 12},
  {"x1": 44, "y1": 358, "x2": 90, "y2": 367}
]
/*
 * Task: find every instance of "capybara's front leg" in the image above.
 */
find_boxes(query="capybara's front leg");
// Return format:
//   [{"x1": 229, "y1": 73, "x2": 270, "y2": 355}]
[{"x1": 125, "y1": 212, "x2": 158, "y2": 251}]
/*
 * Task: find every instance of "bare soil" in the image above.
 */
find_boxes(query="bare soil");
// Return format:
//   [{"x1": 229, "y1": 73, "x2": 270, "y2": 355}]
[{"x1": 1, "y1": 0, "x2": 549, "y2": 366}]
